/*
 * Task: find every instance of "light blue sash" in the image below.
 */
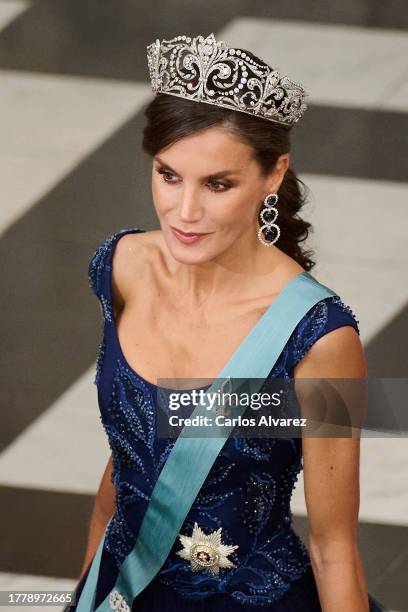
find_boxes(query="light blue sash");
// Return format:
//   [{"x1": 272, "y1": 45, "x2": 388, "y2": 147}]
[{"x1": 77, "y1": 270, "x2": 336, "y2": 611}]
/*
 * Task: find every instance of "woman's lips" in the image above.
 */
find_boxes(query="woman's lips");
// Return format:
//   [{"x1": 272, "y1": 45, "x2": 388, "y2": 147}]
[{"x1": 170, "y1": 226, "x2": 211, "y2": 244}]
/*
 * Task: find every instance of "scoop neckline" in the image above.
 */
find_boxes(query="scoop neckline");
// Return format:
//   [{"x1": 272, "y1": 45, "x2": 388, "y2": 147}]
[{"x1": 107, "y1": 227, "x2": 309, "y2": 392}]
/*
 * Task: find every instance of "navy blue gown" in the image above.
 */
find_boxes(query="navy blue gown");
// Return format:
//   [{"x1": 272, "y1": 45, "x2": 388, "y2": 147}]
[{"x1": 69, "y1": 228, "x2": 385, "y2": 611}]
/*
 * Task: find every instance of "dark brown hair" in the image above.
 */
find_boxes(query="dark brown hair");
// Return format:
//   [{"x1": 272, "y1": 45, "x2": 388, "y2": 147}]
[{"x1": 142, "y1": 92, "x2": 315, "y2": 271}]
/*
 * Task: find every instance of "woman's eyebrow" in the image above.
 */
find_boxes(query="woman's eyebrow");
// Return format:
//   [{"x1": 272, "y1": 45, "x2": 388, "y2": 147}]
[{"x1": 155, "y1": 156, "x2": 240, "y2": 179}]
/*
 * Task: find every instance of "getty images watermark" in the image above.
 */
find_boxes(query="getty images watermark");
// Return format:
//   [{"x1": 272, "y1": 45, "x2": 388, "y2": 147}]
[{"x1": 153, "y1": 377, "x2": 408, "y2": 438}]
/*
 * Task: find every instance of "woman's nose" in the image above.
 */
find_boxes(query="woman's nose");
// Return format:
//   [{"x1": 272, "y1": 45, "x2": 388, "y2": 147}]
[{"x1": 179, "y1": 185, "x2": 203, "y2": 222}]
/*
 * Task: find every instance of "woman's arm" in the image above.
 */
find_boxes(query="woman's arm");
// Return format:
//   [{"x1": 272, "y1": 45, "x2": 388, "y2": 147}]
[
  {"x1": 80, "y1": 242, "x2": 124, "y2": 579},
  {"x1": 78, "y1": 453, "x2": 116, "y2": 581},
  {"x1": 294, "y1": 325, "x2": 369, "y2": 612}
]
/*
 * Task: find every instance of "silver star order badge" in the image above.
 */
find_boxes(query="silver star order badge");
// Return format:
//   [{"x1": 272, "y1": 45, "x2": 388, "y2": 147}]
[{"x1": 176, "y1": 522, "x2": 238, "y2": 576}]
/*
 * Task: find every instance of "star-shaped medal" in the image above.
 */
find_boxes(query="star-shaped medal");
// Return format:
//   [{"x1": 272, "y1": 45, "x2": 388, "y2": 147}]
[{"x1": 176, "y1": 522, "x2": 238, "y2": 576}]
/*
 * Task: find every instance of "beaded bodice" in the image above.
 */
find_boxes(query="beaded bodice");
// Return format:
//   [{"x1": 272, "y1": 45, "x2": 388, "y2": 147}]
[{"x1": 88, "y1": 227, "x2": 360, "y2": 607}]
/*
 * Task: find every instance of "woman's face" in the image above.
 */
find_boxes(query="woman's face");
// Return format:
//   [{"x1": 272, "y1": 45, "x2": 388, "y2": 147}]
[{"x1": 151, "y1": 125, "x2": 289, "y2": 264}]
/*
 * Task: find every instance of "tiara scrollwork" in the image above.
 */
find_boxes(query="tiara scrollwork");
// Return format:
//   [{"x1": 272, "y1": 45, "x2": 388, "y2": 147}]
[{"x1": 146, "y1": 33, "x2": 309, "y2": 127}]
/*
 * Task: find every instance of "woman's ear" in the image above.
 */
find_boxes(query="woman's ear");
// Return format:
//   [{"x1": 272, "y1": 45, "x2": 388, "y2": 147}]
[
  {"x1": 277, "y1": 153, "x2": 290, "y2": 177},
  {"x1": 281, "y1": 153, "x2": 290, "y2": 172},
  {"x1": 267, "y1": 153, "x2": 290, "y2": 193}
]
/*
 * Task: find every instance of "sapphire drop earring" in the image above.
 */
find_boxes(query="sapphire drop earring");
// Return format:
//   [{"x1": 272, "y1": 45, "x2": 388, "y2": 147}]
[{"x1": 258, "y1": 193, "x2": 281, "y2": 247}]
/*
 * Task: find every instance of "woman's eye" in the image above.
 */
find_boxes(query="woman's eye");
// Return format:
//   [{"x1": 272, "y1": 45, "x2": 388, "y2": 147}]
[
  {"x1": 156, "y1": 168, "x2": 229, "y2": 192},
  {"x1": 158, "y1": 170, "x2": 177, "y2": 182},
  {"x1": 208, "y1": 181, "x2": 229, "y2": 192}
]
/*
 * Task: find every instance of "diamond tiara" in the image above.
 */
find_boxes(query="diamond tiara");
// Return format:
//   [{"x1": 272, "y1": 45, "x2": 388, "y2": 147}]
[{"x1": 146, "y1": 33, "x2": 309, "y2": 127}]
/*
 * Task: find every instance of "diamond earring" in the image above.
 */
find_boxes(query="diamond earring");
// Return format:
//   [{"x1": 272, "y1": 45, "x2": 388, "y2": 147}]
[{"x1": 257, "y1": 193, "x2": 281, "y2": 247}]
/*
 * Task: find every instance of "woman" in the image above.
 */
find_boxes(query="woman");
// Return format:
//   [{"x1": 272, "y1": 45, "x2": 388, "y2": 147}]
[{"x1": 69, "y1": 34, "x2": 386, "y2": 611}]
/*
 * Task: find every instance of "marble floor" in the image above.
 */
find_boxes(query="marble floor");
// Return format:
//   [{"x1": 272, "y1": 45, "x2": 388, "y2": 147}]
[{"x1": 0, "y1": 1, "x2": 407, "y2": 611}]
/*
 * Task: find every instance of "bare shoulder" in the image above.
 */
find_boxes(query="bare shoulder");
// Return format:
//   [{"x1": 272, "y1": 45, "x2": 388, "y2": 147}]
[
  {"x1": 294, "y1": 325, "x2": 366, "y2": 379},
  {"x1": 111, "y1": 229, "x2": 161, "y2": 314},
  {"x1": 113, "y1": 228, "x2": 160, "y2": 253}
]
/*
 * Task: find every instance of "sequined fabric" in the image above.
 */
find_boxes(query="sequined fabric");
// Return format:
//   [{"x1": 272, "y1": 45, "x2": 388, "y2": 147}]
[{"x1": 81, "y1": 227, "x2": 361, "y2": 610}]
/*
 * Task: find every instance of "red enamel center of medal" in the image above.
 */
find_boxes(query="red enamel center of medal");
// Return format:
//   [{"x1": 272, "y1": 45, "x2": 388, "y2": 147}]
[{"x1": 192, "y1": 543, "x2": 218, "y2": 565}]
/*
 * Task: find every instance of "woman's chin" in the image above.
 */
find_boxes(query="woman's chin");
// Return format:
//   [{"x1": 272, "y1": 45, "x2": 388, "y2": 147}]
[
  {"x1": 169, "y1": 247, "x2": 212, "y2": 265},
  {"x1": 165, "y1": 239, "x2": 213, "y2": 263}
]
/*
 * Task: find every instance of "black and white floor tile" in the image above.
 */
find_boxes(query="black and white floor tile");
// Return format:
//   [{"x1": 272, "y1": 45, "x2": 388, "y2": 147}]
[{"x1": 0, "y1": 2, "x2": 407, "y2": 610}]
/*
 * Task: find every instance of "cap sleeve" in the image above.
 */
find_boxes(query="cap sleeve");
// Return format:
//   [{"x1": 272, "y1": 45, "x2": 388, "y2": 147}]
[
  {"x1": 87, "y1": 227, "x2": 146, "y2": 321},
  {"x1": 291, "y1": 295, "x2": 360, "y2": 370}
]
